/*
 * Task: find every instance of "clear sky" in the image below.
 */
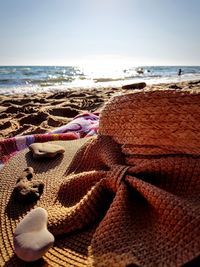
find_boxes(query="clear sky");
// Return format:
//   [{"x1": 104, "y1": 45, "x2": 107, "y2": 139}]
[{"x1": 0, "y1": 0, "x2": 200, "y2": 66}]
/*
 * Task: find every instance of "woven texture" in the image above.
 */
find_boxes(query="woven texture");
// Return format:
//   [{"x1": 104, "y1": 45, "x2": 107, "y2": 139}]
[
  {"x1": 0, "y1": 138, "x2": 91, "y2": 267},
  {"x1": 0, "y1": 90, "x2": 200, "y2": 266}
]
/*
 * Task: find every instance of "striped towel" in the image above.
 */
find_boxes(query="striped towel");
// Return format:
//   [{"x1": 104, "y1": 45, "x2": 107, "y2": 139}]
[{"x1": 0, "y1": 113, "x2": 99, "y2": 169}]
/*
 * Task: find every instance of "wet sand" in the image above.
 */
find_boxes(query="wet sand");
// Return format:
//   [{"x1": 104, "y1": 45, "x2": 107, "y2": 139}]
[{"x1": 0, "y1": 80, "x2": 200, "y2": 139}]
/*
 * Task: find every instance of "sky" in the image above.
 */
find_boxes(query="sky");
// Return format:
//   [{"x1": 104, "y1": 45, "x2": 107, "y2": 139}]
[{"x1": 0, "y1": 0, "x2": 200, "y2": 66}]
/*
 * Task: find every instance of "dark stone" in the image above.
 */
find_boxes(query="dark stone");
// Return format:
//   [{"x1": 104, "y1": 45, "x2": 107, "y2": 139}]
[
  {"x1": 168, "y1": 84, "x2": 181, "y2": 89},
  {"x1": 14, "y1": 167, "x2": 44, "y2": 203},
  {"x1": 122, "y1": 82, "x2": 146, "y2": 90}
]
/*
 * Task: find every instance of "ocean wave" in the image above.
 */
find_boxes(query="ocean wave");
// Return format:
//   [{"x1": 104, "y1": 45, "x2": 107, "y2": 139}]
[
  {"x1": 0, "y1": 79, "x2": 11, "y2": 83},
  {"x1": 94, "y1": 77, "x2": 124, "y2": 83},
  {"x1": 23, "y1": 71, "x2": 42, "y2": 76},
  {"x1": 35, "y1": 76, "x2": 74, "y2": 84},
  {"x1": 0, "y1": 68, "x2": 17, "y2": 74}
]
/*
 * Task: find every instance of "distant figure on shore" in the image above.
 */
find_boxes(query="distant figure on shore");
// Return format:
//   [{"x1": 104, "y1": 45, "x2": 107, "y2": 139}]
[
  {"x1": 136, "y1": 67, "x2": 144, "y2": 75},
  {"x1": 178, "y1": 68, "x2": 182, "y2": 76}
]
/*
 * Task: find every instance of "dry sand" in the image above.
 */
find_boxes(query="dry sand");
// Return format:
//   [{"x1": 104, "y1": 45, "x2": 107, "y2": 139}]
[{"x1": 0, "y1": 80, "x2": 200, "y2": 139}]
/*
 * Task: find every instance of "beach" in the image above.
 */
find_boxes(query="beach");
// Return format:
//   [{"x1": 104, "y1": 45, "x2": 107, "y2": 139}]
[
  {"x1": 0, "y1": 86, "x2": 116, "y2": 138},
  {"x1": 0, "y1": 80, "x2": 200, "y2": 139}
]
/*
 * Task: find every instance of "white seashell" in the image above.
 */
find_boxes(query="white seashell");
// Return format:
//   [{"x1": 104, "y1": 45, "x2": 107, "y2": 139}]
[{"x1": 13, "y1": 207, "x2": 54, "y2": 262}]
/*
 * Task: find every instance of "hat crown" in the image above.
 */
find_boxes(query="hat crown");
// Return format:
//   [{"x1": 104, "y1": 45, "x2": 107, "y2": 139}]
[{"x1": 99, "y1": 90, "x2": 200, "y2": 154}]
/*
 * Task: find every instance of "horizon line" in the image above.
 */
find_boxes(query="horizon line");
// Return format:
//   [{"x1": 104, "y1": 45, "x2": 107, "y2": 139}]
[{"x1": 0, "y1": 64, "x2": 200, "y2": 67}]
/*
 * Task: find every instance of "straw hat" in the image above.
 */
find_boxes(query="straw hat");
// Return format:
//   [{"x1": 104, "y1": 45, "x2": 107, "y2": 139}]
[{"x1": 0, "y1": 90, "x2": 200, "y2": 267}]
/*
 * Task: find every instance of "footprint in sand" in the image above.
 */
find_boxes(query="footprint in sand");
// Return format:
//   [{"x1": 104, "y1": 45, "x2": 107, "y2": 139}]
[
  {"x1": 47, "y1": 100, "x2": 65, "y2": 106},
  {"x1": 6, "y1": 105, "x2": 23, "y2": 114},
  {"x1": 0, "y1": 113, "x2": 8, "y2": 119},
  {"x1": 0, "y1": 120, "x2": 12, "y2": 130},
  {"x1": 68, "y1": 92, "x2": 86, "y2": 98},
  {"x1": 14, "y1": 113, "x2": 26, "y2": 119},
  {"x1": 46, "y1": 92, "x2": 67, "y2": 99},
  {"x1": 48, "y1": 107, "x2": 79, "y2": 118},
  {"x1": 11, "y1": 124, "x2": 32, "y2": 137},
  {"x1": 23, "y1": 126, "x2": 47, "y2": 135},
  {"x1": 81, "y1": 98, "x2": 104, "y2": 111},
  {"x1": 47, "y1": 117, "x2": 63, "y2": 127},
  {"x1": 2, "y1": 98, "x2": 31, "y2": 106},
  {"x1": 22, "y1": 106, "x2": 38, "y2": 114},
  {"x1": 19, "y1": 112, "x2": 48, "y2": 126}
]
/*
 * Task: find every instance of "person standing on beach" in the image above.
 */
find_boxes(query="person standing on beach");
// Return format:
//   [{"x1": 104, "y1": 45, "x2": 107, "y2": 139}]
[{"x1": 178, "y1": 68, "x2": 182, "y2": 76}]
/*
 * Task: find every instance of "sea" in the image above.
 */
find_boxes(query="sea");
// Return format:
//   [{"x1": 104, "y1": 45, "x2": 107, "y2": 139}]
[{"x1": 0, "y1": 65, "x2": 200, "y2": 95}]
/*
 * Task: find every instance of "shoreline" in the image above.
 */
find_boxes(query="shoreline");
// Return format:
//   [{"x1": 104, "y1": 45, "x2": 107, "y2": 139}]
[
  {"x1": 1, "y1": 65, "x2": 200, "y2": 96},
  {"x1": 1, "y1": 75, "x2": 200, "y2": 96},
  {"x1": 0, "y1": 80, "x2": 200, "y2": 139}
]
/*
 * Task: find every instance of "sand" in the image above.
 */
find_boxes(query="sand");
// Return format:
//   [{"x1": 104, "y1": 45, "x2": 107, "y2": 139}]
[{"x1": 0, "y1": 80, "x2": 200, "y2": 139}]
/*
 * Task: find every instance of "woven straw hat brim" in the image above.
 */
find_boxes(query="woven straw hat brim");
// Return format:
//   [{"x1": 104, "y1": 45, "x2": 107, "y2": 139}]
[{"x1": 0, "y1": 138, "x2": 94, "y2": 267}]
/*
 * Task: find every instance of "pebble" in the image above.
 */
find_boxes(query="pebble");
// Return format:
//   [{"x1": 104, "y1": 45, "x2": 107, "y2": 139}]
[
  {"x1": 13, "y1": 207, "x2": 54, "y2": 262},
  {"x1": 29, "y1": 142, "x2": 65, "y2": 158}
]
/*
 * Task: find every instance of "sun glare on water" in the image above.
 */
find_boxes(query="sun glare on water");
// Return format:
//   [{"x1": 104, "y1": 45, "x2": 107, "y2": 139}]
[{"x1": 76, "y1": 55, "x2": 134, "y2": 80}]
